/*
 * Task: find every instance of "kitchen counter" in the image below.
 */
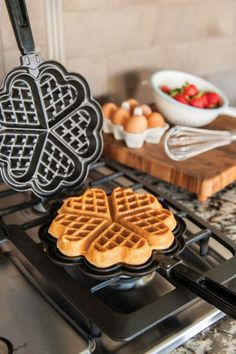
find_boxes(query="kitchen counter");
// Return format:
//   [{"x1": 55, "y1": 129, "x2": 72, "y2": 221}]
[{"x1": 144, "y1": 175, "x2": 236, "y2": 354}]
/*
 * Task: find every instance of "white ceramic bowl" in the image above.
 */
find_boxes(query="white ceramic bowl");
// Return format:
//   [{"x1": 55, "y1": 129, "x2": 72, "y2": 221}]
[{"x1": 150, "y1": 70, "x2": 236, "y2": 127}]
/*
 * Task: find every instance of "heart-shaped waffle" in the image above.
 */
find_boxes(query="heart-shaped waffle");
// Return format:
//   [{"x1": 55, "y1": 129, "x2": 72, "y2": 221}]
[
  {"x1": 110, "y1": 187, "x2": 162, "y2": 220},
  {"x1": 119, "y1": 208, "x2": 176, "y2": 250},
  {"x1": 58, "y1": 188, "x2": 111, "y2": 220},
  {"x1": 49, "y1": 213, "x2": 109, "y2": 257},
  {"x1": 48, "y1": 188, "x2": 176, "y2": 268},
  {"x1": 86, "y1": 223, "x2": 151, "y2": 267},
  {"x1": 0, "y1": 61, "x2": 102, "y2": 197}
]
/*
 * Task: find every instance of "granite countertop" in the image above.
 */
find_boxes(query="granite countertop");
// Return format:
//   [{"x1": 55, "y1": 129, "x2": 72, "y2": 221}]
[{"x1": 145, "y1": 176, "x2": 236, "y2": 354}]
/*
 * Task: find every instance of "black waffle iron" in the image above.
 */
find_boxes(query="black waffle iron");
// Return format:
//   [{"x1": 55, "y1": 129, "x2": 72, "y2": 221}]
[{"x1": 0, "y1": 0, "x2": 103, "y2": 197}]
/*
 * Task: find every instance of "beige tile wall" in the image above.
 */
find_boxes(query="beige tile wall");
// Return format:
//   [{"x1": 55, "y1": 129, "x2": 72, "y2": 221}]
[
  {"x1": 62, "y1": 0, "x2": 236, "y2": 100},
  {"x1": 0, "y1": 0, "x2": 236, "y2": 102}
]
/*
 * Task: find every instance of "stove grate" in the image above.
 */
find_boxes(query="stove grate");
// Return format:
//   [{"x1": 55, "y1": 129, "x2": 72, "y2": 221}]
[{"x1": 0, "y1": 158, "x2": 235, "y2": 342}]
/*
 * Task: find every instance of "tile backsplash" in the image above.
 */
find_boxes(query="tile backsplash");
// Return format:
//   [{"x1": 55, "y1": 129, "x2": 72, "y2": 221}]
[{"x1": 0, "y1": 0, "x2": 236, "y2": 103}]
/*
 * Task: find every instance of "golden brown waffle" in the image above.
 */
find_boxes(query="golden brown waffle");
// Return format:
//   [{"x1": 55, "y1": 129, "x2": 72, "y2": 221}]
[
  {"x1": 110, "y1": 187, "x2": 161, "y2": 220},
  {"x1": 48, "y1": 187, "x2": 176, "y2": 267},
  {"x1": 119, "y1": 209, "x2": 176, "y2": 250},
  {"x1": 59, "y1": 188, "x2": 111, "y2": 220},
  {"x1": 86, "y1": 223, "x2": 151, "y2": 267},
  {"x1": 49, "y1": 213, "x2": 109, "y2": 257}
]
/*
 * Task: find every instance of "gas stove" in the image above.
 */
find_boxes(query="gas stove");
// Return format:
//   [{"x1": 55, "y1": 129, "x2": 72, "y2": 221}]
[{"x1": 0, "y1": 159, "x2": 235, "y2": 354}]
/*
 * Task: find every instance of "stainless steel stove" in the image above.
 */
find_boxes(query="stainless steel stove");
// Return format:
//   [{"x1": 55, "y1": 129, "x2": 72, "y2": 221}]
[{"x1": 0, "y1": 159, "x2": 235, "y2": 354}]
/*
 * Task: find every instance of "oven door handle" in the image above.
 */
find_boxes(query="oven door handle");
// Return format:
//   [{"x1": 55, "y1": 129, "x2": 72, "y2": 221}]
[{"x1": 170, "y1": 263, "x2": 236, "y2": 319}]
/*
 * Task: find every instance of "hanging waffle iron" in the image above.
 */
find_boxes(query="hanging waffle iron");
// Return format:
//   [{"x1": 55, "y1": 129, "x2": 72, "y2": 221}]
[
  {"x1": 0, "y1": 0, "x2": 235, "y2": 325},
  {"x1": 0, "y1": 0, "x2": 102, "y2": 197}
]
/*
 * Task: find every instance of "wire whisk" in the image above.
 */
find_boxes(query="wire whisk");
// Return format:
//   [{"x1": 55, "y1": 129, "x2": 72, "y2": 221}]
[{"x1": 163, "y1": 125, "x2": 236, "y2": 161}]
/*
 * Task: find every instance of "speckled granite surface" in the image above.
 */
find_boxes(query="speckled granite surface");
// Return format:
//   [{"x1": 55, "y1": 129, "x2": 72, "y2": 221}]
[{"x1": 145, "y1": 176, "x2": 236, "y2": 354}]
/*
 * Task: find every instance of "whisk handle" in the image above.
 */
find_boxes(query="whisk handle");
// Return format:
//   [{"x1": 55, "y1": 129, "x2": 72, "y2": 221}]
[
  {"x1": 5, "y1": 0, "x2": 35, "y2": 55},
  {"x1": 230, "y1": 130, "x2": 236, "y2": 141}
]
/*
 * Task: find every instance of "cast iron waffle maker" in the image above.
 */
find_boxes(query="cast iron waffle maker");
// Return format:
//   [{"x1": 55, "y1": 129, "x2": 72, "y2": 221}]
[
  {"x1": 39, "y1": 197, "x2": 187, "y2": 278},
  {"x1": 37, "y1": 187, "x2": 236, "y2": 322},
  {"x1": 0, "y1": 0, "x2": 235, "y2": 343}
]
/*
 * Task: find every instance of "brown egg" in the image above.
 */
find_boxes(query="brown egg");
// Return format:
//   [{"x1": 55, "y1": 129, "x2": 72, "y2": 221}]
[
  {"x1": 124, "y1": 107, "x2": 148, "y2": 133},
  {"x1": 102, "y1": 103, "x2": 117, "y2": 120},
  {"x1": 112, "y1": 108, "x2": 130, "y2": 125},
  {"x1": 140, "y1": 104, "x2": 152, "y2": 116},
  {"x1": 126, "y1": 98, "x2": 139, "y2": 113},
  {"x1": 147, "y1": 112, "x2": 165, "y2": 128}
]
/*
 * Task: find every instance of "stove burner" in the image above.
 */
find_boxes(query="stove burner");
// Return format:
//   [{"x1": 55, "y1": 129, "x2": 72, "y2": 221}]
[
  {"x1": 108, "y1": 272, "x2": 156, "y2": 291},
  {"x1": 0, "y1": 337, "x2": 13, "y2": 354}
]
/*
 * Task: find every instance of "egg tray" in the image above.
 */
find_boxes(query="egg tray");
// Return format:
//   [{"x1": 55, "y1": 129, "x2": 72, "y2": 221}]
[
  {"x1": 0, "y1": 61, "x2": 103, "y2": 198},
  {"x1": 103, "y1": 118, "x2": 169, "y2": 148},
  {"x1": 39, "y1": 214, "x2": 186, "y2": 279}
]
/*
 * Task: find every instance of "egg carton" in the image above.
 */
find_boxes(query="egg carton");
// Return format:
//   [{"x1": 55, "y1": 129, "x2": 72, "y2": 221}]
[{"x1": 103, "y1": 118, "x2": 169, "y2": 148}]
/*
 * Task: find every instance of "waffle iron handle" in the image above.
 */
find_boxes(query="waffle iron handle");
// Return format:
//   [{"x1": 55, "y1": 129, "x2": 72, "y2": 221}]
[
  {"x1": 171, "y1": 263, "x2": 236, "y2": 319},
  {"x1": 5, "y1": 0, "x2": 35, "y2": 55}
]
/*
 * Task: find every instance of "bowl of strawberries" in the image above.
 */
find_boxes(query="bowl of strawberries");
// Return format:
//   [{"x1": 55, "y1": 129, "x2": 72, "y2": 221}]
[{"x1": 150, "y1": 70, "x2": 236, "y2": 127}]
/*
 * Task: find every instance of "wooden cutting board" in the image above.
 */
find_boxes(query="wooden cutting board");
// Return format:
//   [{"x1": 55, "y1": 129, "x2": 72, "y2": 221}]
[{"x1": 102, "y1": 115, "x2": 236, "y2": 201}]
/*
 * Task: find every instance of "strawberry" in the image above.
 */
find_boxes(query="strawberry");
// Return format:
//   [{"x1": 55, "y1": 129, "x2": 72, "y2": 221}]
[
  {"x1": 206, "y1": 92, "x2": 220, "y2": 107},
  {"x1": 160, "y1": 85, "x2": 170, "y2": 94},
  {"x1": 183, "y1": 84, "x2": 198, "y2": 97},
  {"x1": 190, "y1": 96, "x2": 206, "y2": 108},
  {"x1": 174, "y1": 94, "x2": 189, "y2": 105},
  {"x1": 200, "y1": 93, "x2": 208, "y2": 107}
]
